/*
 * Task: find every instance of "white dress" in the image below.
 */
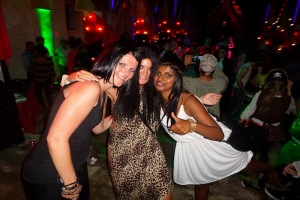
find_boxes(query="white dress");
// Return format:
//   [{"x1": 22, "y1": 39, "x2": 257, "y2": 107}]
[{"x1": 160, "y1": 97, "x2": 253, "y2": 185}]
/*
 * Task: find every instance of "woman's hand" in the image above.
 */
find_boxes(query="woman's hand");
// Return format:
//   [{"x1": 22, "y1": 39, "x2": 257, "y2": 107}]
[
  {"x1": 282, "y1": 163, "x2": 298, "y2": 176},
  {"x1": 68, "y1": 70, "x2": 98, "y2": 82},
  {"x1": 61, "y1": 183, "x2": 82, "y2": 200},
  {"x1": 183, "y1": 54, "x2": 196, "y2": 67},
  {"x1": 200, "y1": 93, "x2": 222, "y2": 106},
  {"x1": 92, "y1": 115, "x2": 113, "y2": 134},
  {"x1": 168, "y1": 112, "x2": 192, "y2": 135}
]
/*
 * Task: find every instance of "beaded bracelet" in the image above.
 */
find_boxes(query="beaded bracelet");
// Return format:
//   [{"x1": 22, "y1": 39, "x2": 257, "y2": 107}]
[{"x1": 188, "y1": 119, "x2": 197, "y2": 133}]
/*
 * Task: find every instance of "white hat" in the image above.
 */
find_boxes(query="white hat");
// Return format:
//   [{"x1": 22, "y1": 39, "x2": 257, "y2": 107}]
[{"x1": 200, "y1": 54, "x2": 218, "y2": 73}]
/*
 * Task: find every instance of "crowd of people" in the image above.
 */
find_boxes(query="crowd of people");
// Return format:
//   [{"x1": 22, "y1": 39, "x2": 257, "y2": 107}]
[{"x1": 19, "y1": 33, "x2": 300, "y2": 200}]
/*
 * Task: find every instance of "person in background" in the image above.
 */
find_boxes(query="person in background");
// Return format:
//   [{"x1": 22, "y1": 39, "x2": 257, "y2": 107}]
[
  {"x1": 216, "y1": 45, "x2": 234, "y2": 117},
  {"x1": 239, "y1": 69, "x2": 297, "y2": 162},
  {"x1": 22, "y1": 41, "x2": 35, "y2": 80},
  {"x1": 67, "y1": 37, "x2": 79, "y2": 74},
  {"x1": 182, "y1": 42, "x2": 200, "y2": 78},
  {"x1": 161, "y1": 39, "x2": 179, "y2": 62},
  {"x1": 29, "y1": 45, "x2": 55, "y2": 110},
  {"x1": 228, "y1": 55, "x2": 259, "y2": 120},
  {"x1": 265, "y1": 99, "x2": 300, "y2": 199},
  {"x1": 183, "y1": 54, "x2": 227, "y2": 117},
  {"x1": 54, "y1": 39, "x2": 69, "y2": 80},
  {"x1": 155, "y1": 40, "x2": 167, "y2": 59},
  {"x1": 35, "y1": 36, "x2": 49, "y2": 56},
  {"x1": 265, "y1": 161, "x2": 300, "y2": 200},
  {"x1": 154, "y1": 57, "x2": 279, "y2": 200},
  {"x1": 233, "y1": 45, "x2": 247, "y2": 76},
  {"x1": 249, "y1": 63, "x2": 270, "y2": 93},
  {"x1": 21, "y1": 43, "x2": 140, "y2": 200},
  {"x1": 265, "y1": 99, "x2": 300, "y2": 200},
  {"x1": 226, "y1": 36, "x2": 234, "y2": 59}
]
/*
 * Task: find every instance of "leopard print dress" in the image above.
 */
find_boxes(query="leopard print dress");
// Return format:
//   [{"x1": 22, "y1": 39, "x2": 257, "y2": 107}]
[{"x1": 108, "y1": 112, "x2": 172, "y2": 199}]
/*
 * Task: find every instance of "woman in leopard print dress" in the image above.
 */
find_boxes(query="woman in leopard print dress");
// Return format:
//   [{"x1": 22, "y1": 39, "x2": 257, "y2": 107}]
[{"x1": 109, "y1": 46, "x2": 172, "y2": 199}]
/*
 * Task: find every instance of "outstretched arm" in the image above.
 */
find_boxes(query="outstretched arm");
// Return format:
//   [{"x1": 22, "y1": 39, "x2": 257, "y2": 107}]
[
  {"x1": 199, "y1": 93, "x2": 222, "y2": 106},
  {"x1": 68, "y1": 70, "x2": 98, "y2": 82},
  {"x1": 92, "y1": 115, "x2": 113, "y2": 134},
  {"x1": 60, "y1": 70, "x2": 98, "y2": 87}
]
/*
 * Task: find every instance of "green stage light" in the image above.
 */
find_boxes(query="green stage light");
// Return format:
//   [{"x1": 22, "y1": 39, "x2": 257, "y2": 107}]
[{"x1": 36, "y1": 8, "x2": 53, "y2": 56}]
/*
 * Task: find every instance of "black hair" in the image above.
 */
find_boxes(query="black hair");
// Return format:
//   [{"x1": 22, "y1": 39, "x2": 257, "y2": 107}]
[
  {"x1": 255, "y1": 80, "x2": 288, "y2": 122},
  {"x1": 25, "y1": 41, "x2": 34, "y2": 47},
  {"x1": 35, "y1": 36, "x2": 44, "y2": 43},
  {"x1": 34, "y1": 45, "x2": 48, "y2": 56},
  {"x1": 158, "y1": 58, "x2": 185, "y2": 127},
  {"x1": 113, "y1": 46, "x2": 160, "y2": 123},
  {"x1": 90, "y1": 43, "x2": 140, "y2": 85}
]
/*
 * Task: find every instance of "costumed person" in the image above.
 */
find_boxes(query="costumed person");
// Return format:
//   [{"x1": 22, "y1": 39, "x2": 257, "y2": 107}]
[
  {"x1": 183, "y1": 54, "x2": 227, "y2": 117},
  {"x1": 154, "y1": 57, "x2": 279, "y2": 200},
  {"x1": 239, "y1": 69, "x2": 297, "y2": 162},
  {"x1": 264, "y1": 99, "x2": 300, "y2": 199}
]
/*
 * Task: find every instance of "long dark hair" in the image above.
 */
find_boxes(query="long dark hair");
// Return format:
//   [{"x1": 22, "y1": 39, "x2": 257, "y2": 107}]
[
  {"x1": 90, "y1": 43, "x2": 140, "y2": 91},
  {"x1": 255, "y1": 80, "x2": 288, "y2": 121},
  {"x1": 158, "y1": 58, "x2": 185, "y2": 127},
  {"x1": 113, "y1": 46, "x2": 160, "y2": 123}
]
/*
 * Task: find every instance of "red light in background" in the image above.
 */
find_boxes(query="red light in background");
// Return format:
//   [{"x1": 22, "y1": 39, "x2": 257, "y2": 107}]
[
  {"x1": 176, "y1": 21, "x2": 180, "y2": 25},
  {"x1": 96, "y1": 25, "x2": 103, "y2": 32},
  {"x1": 85, "y1": 26, "x2": 92, "y2": 31},
  {"x1": 87, "y1": 14, "x2": 94, "y2": 20},
  {"x1": 136, "y1": 18, "x2": 144, "y2": 24},
  {"x1": 163, "y1": 20, "x2": 167, "y2": 24}
]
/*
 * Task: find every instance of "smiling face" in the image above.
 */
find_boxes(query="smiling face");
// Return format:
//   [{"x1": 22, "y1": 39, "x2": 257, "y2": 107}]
[
  {"x1": 139, "y1": 58, "x2": 152, "y2": 85},
  {"x1": 154, "y1": 65, "x2": 176, "y2": 94},
  {"x1": 109, "y1": 53, "x2": 138, "y2": 87}
]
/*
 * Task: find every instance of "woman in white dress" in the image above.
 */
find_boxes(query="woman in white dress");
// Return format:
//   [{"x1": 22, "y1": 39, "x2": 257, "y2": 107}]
[{"x1": 153, "y1": 55, "x2": 279, "y2": 200}]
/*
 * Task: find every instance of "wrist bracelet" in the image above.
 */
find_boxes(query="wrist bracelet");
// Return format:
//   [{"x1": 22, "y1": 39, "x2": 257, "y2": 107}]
[
  {"x1": 61, "y1": 179, "x2": 79, "y2": 191},
  {"x1": 188, "y1": 119, "x2": 197, "y2": 133}
]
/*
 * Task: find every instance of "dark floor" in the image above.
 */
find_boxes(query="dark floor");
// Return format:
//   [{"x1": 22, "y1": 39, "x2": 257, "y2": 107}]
[{"x1": 0, "y1": 122, "x2": 279, "y2": 200}]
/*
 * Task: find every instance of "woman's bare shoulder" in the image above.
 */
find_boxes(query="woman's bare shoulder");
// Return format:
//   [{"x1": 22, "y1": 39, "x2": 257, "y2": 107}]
[{"x1": 64, "y1": 81, "x2": 101, "y2": 99}]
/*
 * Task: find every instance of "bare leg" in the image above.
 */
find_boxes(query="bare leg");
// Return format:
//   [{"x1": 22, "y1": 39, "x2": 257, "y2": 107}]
[
  {"x1": 164, "y1": 190, "x2": 172, "y2": 200},
  {"x1": 241, "y1": 160, "x2": 279, "y2": 187},
  {"x1": 195, "y1": 184, "x2": 209, "y2": 200}
]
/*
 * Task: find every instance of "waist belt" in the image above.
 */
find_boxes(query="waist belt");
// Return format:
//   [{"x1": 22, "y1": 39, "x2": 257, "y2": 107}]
[{"x1": 249, "y1": 119, "x2": 268, "y2": 129}]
